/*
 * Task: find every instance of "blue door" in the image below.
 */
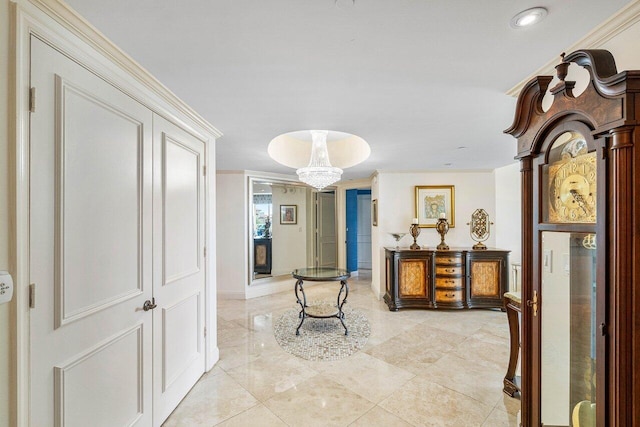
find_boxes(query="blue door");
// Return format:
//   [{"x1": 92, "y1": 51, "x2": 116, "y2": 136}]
[{"x1": 346, "y1": 189, "x2": 358, "y2": 272}]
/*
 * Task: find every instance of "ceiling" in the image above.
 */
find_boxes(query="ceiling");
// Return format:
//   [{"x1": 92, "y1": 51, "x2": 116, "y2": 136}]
[{"x1": 64, "y1": 0, "x2": 632, "y2": 181}]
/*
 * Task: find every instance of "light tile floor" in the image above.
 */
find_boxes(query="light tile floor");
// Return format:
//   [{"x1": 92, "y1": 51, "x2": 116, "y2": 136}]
[{"x1": 163, "y1": 272, "x2": 521, "y2": 426}]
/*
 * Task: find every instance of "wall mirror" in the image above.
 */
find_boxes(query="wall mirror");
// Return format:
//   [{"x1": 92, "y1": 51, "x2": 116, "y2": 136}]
[{"x1": 249, "y1": 177, "x2": 337, "y2": 284}]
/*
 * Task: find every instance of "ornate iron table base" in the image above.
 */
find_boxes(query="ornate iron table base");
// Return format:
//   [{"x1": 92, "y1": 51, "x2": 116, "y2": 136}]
[{"x1": 292, "y1": 267, "x2": 351, "y2": 336}]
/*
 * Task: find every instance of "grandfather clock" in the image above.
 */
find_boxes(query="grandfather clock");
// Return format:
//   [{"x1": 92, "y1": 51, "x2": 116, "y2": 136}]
[{"x1": 505, "y1": 50, "x2": 640, "y2": 426}]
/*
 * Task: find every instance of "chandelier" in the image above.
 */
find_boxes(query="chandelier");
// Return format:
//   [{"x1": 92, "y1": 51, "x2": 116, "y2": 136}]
[
  {"x1": 267, "y1": 129, "x2": 370, "y2": 191},
  {"x1": 296, "y1": 130, "x2": 342, "y2": 190}
]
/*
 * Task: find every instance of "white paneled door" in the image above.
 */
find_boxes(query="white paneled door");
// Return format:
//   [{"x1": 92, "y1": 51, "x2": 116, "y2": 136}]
[
  {"x1": 316, "y1": 192, "x2": 337, "y2": 268},
  {"x1": 29, "y1": 36, "x2": 205, "y2": 426},
  {"x1": 152, "y1": 116, "x2": 206, "y2": 423}
]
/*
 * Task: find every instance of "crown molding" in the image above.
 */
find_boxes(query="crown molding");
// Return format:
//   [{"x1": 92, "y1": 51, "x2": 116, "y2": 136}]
[
  {"x1": 24, "y1": 0, "x2": 223, "y2": 138},
  {"x1": 506, "y1": 0, "x2": 640, "y2": 97}
]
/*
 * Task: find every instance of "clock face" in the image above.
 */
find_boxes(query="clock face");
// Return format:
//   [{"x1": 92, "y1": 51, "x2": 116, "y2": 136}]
[{"x1": 548, "y1": 151, "x2": 597, "y2": 223}]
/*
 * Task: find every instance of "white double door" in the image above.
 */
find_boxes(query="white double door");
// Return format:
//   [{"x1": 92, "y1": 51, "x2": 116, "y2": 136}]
[{"x1": 29, "y1": 37, "x2": 206, "y2": 426}]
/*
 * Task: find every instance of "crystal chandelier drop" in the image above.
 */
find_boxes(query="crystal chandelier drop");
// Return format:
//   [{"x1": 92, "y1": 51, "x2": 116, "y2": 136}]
[{"x1": 296, "y1": 130, "x2": 343, "y2": 190}]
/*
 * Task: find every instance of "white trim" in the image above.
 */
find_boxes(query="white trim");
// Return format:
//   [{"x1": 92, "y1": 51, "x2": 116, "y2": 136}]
[
  {"x1": 12, "y1": 0, "x2": 220, "y2": 423},
  {"x1": 14, "y1": 3, "x2": 33, "y2": 425},
  {"x1": 506, "y1": 0, "x2": 640, "y2": 97},
  {"x1": 216, "y1": 291, "x2": 248, "y2": 300},
  {"x1": 205, "y1": 125, "x2": 219, "y2": 371},
  {"x1": 246, "y1": 278, "x2": 323, "y2": 300}
]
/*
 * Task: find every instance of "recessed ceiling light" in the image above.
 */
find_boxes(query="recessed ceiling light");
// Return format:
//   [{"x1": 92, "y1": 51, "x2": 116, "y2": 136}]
[
  {"x1": 510, "y1": 7, "x2": 547, "y2": 29},
  {"x1": 335, "y1": 0, "x2": 355, "y2": 10},
  {"x1": 444, "y1": 163, "x2": 453, "y2": 167}
]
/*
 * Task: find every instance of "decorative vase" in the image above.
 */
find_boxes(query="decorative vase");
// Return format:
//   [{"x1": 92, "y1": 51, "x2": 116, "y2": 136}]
[
  {"x1": 409, "y1": 223, "x2": 421, "y2": 249},
  {"x1": 436, "y1": 217, "x2": 450, "y2": 250}
]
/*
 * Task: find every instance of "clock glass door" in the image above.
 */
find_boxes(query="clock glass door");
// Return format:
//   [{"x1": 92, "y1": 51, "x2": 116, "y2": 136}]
[{"x1": 541, "y1": 231, "x2": 597, "y2": 426}]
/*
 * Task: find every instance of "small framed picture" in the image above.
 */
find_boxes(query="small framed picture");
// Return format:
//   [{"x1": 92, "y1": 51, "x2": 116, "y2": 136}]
[
  {"x1": 280, "y1": 205, "x2": 297, "y2": 224},
  {"x1": 372, "y1": 199, "x2": 378, "y2": 226},
  {"x1": 415, "y1": 185, "x2": 455, "y2": 228}
]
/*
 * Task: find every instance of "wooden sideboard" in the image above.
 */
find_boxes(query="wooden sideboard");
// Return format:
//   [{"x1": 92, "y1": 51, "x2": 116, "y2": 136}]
[{"x1": 384, "y1": 247, "x2": 509, "y2": 311}]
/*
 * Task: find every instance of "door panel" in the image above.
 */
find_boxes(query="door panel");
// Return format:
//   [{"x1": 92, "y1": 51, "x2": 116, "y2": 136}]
[
  {"x1": 56, "y1": 75, "x2": 144, "y2": 327},
  {"x1": 54, "y1": 326, "x2": 145, "y2": 427},
  {"x1": 30, "y1": 36, "x2": 153, "y2": 426},
  {"x1": 163, "y1": 137, "x2": 201, "y2": 283},
  {"x1": 316, "y1": 192, "x2": 337, "y2": 268},
  {"x1": 345, "y1": 189, "x2": 358, "y2": 272},
  {"x1": 356, "y1": 193, "x2": 372, "y2": 269},
  {"x1": 153, "y1": 115, "x2": 206, "y2": 424}
]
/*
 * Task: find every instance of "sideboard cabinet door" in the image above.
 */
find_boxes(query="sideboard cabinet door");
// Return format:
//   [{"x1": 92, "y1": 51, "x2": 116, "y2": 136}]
[
  {"x1": 466, "y1": 251, "x2": 509, "y2": 308},
  {"x1": 384, "y1": 249, "x2": 433, "y2": 310},
  {"x1": 398, "y1": 258, "x2": 430, "y2": 300}
]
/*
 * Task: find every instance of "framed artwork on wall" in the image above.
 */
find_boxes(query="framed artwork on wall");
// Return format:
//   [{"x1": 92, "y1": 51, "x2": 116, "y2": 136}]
[
  {"x1": 372, "y1": 199, "x2": 378, "y2": 226},
  {"x1": 280, "y1": 204, "x2": 297, "y2": 224},
  {"x1": 415, "y1": 185, "x2": 455, "y2": 228}
]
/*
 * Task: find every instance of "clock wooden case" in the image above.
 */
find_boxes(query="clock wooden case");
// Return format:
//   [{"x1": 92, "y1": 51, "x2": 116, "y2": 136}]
[{"x1": 505, "y1": 50, "x2": 640, "y2": 426}]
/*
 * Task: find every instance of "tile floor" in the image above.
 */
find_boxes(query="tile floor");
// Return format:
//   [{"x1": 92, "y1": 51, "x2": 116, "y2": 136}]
[{"x1": 163, "y1": 272, "x2": 521, "y2": 426}]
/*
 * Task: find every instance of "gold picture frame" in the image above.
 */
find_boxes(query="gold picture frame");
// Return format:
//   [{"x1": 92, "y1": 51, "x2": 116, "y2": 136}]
[
  {"x1": 415, "y1": 185, "x2": 455, "y2": 228},
  {"x1": 280, "y1": 205, "x2": 297, "y2": 224}
]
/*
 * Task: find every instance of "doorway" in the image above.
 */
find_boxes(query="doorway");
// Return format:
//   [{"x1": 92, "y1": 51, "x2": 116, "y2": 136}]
[{"x1": 346, "y1": 189, "x2": 372, "y2": 274}]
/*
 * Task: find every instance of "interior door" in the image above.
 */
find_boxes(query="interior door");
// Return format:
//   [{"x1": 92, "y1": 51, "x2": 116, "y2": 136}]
[
  {"x1": 356, "y1": 192, "x2": 372, "y2": 269},
  {"x1": 152, "y1": 116, "x2": 206, "y2": 424},
  {"x1": 29, "y1": 36, "x2": 154, "y2": 426},
  {"x1": 345, "y1": 189, "x2": 358, "y2": 272},
  {"x1": 316, "y1": 192, "x2": 337, "y2": 268}
]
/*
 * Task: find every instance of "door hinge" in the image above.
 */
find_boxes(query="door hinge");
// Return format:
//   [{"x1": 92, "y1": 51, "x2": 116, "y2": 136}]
[
  {"x1": 204, "y1": 246, "x2": 207, "y2": 258},
  {"x1": 600, "y1": 322, "x2": 607, "y2": 336},
  {"x1": 526, "y1": 290, "x2": 538, "y2": 317},
  {"x1": 29, "y1": 283, "x2": 36, "y2": 308},
  {"x1": 203, "y1": 165, "x2": 206, "y2": 176},
  {"x1": 204, "y1": 326, "x2": 207, "y2": 337},
  {"x1": 29, "y1": 87, "x2": 36, "y2": 113}
]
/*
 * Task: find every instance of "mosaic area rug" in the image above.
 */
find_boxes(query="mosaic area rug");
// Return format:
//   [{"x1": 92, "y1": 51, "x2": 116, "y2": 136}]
[{"x1": 273, "y1": 302, "x2": 370, "y2": 361}]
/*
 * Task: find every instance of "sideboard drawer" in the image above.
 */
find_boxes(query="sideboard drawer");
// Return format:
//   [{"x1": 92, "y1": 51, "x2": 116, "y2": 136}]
[
  {"x1": 436, "y1": 289, "x2": 463, "y2": 303},
  {"x1": 436, "y1": 256, "x2": 463, "y2": 265},
  {"x1": 435, "y1": 276, "x2": 463, "y2": 289},
  {"x1": 435, "y1": 265, "x2": 463, "y2": 276}
]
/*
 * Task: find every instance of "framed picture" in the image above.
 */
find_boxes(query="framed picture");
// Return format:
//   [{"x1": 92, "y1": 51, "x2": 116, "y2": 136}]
[
  {"x1": 280, "y1": 205, "x2": 297, "y2": 224},
  {"x1": 372, "y1": 199, "x2": 378, "y2": 226},
  {"x1": 415, "y1": 185, "x2": 455, "y2": 228}
]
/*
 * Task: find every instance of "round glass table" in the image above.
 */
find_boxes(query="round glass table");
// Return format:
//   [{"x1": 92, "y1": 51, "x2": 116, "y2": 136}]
[{"x1": 291, "y1": 267, "x2": 351, "y2": 336}]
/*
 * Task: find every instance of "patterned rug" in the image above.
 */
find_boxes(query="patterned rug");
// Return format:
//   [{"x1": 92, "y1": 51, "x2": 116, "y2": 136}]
[{"x1": 273, "y1": 302, "x2": 370, "y2": 361}]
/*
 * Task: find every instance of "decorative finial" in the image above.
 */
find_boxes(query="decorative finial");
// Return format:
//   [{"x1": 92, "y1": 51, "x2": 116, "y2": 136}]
[{"x1": 556, "y1": 52, "x2": 569, "y2": 82}]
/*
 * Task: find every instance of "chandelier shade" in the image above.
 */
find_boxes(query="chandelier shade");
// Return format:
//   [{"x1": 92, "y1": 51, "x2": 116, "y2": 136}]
[{"x1": 268, "y1": 130, "x2": 370, "y2": 190}]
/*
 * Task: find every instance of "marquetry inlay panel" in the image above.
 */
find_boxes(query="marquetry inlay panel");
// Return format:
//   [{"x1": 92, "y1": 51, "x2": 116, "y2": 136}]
[
  {"x1": 255, "y1": 245, "x2": 267, "y2": 266},
  {"x1": 398, "y1": 259, "x2": 427, "y2": 298},
  {"x1": 470, "y1": 260, "x2": 500, "y2": 297}
]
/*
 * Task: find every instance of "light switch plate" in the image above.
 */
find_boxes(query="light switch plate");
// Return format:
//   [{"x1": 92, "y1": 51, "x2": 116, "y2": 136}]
[
  {"x1": 543, "y1": 250, "x2": 552, "y2": 273},
  {"x1": 0, "y1": 271, "x2": 14, "y2": 304}
]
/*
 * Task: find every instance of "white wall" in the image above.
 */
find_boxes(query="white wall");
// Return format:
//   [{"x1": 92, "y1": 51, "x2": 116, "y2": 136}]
[
  {"x1": 495, "y1": 162, "x2": 522, "y2": 290},
  {"x1": 371, "y1": 170, "x2": 498, "y2": 298},
  {"x1": 271, "y1": 185, "x2": 307, "y2": 276},
  {"x1": 216, "y1": 172, "x2": 249, "y2": 299}
]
